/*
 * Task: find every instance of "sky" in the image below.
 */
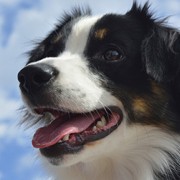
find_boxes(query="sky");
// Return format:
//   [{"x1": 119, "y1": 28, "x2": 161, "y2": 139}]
[{"x1": 0, "y1": 0, "x2": 180, "y2": 179}]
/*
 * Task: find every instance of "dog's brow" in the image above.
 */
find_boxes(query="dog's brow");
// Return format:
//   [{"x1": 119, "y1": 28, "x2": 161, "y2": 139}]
[
  {"x1": 94, "y1": 28, "x2": 108, "y2": 40},
  {"x1": 65, "y1": 16, "x2": 100, "y2": 54}
]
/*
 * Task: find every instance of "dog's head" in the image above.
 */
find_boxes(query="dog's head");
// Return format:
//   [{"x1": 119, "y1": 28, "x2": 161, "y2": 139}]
[{"x1": 18, "y1": 3, "x2": 180, "y2": 166}]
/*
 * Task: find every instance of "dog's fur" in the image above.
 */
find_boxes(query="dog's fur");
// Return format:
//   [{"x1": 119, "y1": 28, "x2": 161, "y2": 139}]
[{"x1": 18, "y1": 2, "x2": 180, "y2": 180}]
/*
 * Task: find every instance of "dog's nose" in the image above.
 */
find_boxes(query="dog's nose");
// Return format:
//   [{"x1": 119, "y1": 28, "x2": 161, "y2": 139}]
[{"x1": 18, "y1": 63, "x2": 58, "y2": 94}]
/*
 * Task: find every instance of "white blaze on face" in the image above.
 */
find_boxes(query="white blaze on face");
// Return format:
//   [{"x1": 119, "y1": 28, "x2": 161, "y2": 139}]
[
  {"x1": 28, "y1": 16, "x2": 124, "y2": 113},
  {"x1": 65, "y1": 16, "x2": 101, "y2": 54}
]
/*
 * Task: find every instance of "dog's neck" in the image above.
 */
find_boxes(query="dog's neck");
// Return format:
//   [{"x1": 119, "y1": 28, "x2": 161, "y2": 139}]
[
  {"x1": 45, "y1": 127, "x2": 180, "y2": 180},
  {"x1": 49, "y1": 154, "x2": 180, "y2": 180}
]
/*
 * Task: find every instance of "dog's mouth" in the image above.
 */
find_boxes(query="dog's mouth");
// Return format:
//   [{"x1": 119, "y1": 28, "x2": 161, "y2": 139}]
[{"x1": 32, "y1": 107, "x2": 123, "y2": 158}]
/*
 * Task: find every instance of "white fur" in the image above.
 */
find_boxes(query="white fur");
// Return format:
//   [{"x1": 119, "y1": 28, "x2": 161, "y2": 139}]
[
  {"x1": 42, "y1": 125, "x2": 180, "y2": 180},
  {"x1": 27, "y1": 16, "x2": 122, "y2": 113},
  {"x1": 65, "y1": 16, "x2": 101, "y2": 54}
]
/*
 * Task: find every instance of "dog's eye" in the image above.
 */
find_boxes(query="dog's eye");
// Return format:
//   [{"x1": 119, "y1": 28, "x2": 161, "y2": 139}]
[{"x1": 104, "y1": 49, "x2": 124, "y2": 61}]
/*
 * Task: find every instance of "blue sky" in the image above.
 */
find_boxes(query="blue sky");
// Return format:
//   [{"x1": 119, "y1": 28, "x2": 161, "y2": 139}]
[{"x1": 0, "y1": 0, "x2": 180, "y2": 179}]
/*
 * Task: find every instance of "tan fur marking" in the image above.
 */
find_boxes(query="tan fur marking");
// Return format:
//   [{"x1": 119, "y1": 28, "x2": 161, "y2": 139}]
[
  {"x1": 151, "y1": 81, "x2": 166, "y2": 96},
  {"x1": 133, "y1": 98, "x2": 149, "y2": 114},
  {"x1": 94, "y1": 28, "x2": 108, "y2": 40}
]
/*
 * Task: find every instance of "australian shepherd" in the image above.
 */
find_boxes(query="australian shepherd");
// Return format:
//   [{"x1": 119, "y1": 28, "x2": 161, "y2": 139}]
[{"x1": 18, "y1": 2, "x2": 180, "y2": 180}]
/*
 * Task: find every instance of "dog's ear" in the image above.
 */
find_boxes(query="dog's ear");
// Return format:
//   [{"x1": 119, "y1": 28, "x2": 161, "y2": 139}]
[
  {"x1": 128, "y1": 2, "x2": 180, "y2": 109},
  {"x1": 142, "y1": 25, "x2": 180, "y2": 107},
  {"x1": 142, "y1": 26, "x2": 180, "y2": 82},
  {"x1": 142, "y1": 25, "x2": 180, "y2": 109},
  {"x1": 127, "y1": 2, "x2": 180, "y2": 82}
]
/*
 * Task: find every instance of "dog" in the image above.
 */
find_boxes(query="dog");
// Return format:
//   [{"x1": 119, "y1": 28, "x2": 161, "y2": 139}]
[{"x1": 18, "y1": 2, "x2": 180, "y2": 180}]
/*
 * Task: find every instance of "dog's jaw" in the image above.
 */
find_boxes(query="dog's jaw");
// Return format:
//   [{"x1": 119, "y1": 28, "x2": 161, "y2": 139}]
[{"x1": 41, "y1": 125, "x2": 180, "y2": 180}]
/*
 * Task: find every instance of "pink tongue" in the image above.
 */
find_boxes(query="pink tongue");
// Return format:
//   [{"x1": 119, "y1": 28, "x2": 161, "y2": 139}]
[{"x1": 32, "y1": 112, "x2": 102, "y2": 148}]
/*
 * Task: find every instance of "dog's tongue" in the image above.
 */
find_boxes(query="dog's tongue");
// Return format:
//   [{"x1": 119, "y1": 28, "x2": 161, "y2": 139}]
[{"x1": 32, "y1": 112, "x2": 102, "y2": 148}]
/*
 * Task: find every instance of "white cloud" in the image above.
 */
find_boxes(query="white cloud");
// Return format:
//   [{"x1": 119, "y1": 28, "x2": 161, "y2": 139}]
[
  {"x1": 32, "y1": 176, "x2": 53, "y2": 180},
  {"x1": 0, "y1": 0, "x2": 22, "y2": 6},
  {"x1": 164, "y1": 0, "x2": 180, "y2": 13},
  {"x1": 168, "y1": 16, "x2": 180, "y2": 28},
  {"x1": 0, "y1": 89, "x2": 33, "y2": 148},
  {"x1": 0, "y1": 89, "x2": 21, "y2": 121},
  {"x1": 0, "y1": 122, "x2": 30, "y2": 146},
  {"x1": 16, "y1": 152, "x2": 37, "y2": 172},
  {"x1": 16, "y1": 152, "x2": 52, "y2": 180},
  {"x1": 0, "y1": 123, "x2": 32, "y2": 153},
  {"x1": 0, "y1": 124, "x2": 6, "y2": 137}
]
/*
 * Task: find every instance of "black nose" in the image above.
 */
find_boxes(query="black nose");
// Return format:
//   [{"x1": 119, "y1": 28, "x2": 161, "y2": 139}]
[{"x1": 18, "y1": 63, "x2": 58, "y2": 94}]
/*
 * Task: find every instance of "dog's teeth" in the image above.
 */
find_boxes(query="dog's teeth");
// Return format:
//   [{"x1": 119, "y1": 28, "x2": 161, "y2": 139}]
[
  {"x1": 93, "y1": 126, "x2": 97, "y2": 131},
  {"x1": 63, "y1": 134, "x2": 70, "y2": 141},
  {"x1": 96, "y1": 116, "x2": 107, "y2": 128},
  {"x1": 101, "y1": 116, "x2": 107, "y2": 126},
  {"x1": 44, "y1": 112, "x2": 53, "y2": 119},
  {"x1": 96, "y1": 121, "x2": 103, "y2": 128},
  {"x1": 58, "y1": 140, "x2": 62, "y2": 143},
  {"x1": 43, "y1": 112, "x2": 54, "y2": 124}
]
